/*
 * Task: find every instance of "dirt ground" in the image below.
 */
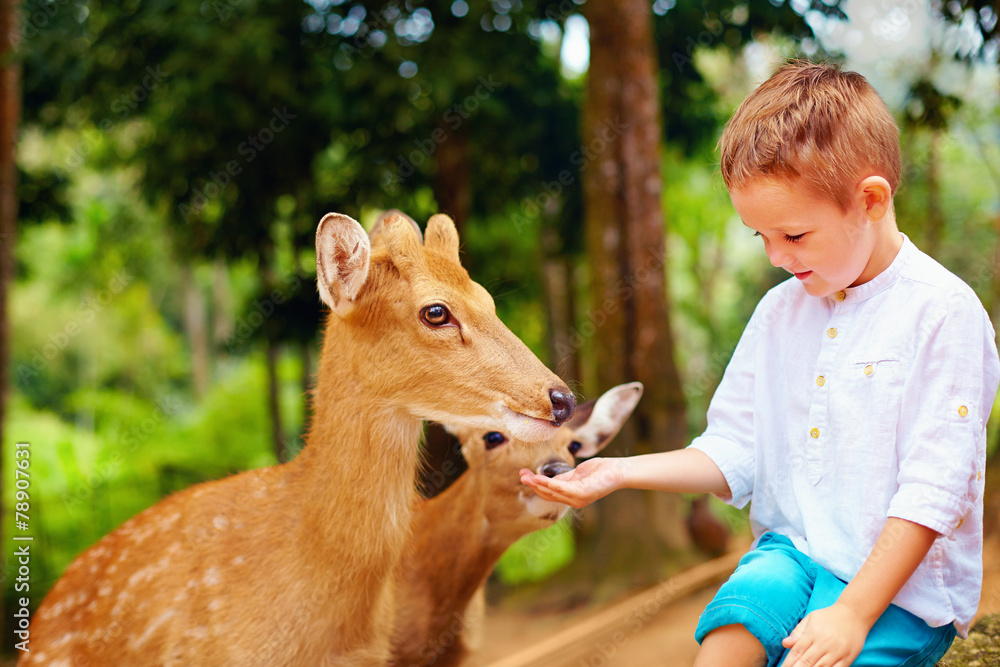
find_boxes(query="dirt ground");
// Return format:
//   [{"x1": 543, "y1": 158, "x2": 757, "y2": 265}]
[{"x1": 473, "y1": 535, "x2": 1000, "y2": 667}]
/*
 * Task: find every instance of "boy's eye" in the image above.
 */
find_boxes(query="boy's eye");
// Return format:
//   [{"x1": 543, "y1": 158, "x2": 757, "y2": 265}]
[
  {"x1": 753, "y1": 231, "x2": 761, "y2": 237},
  {"x1": 784, "y1": 233, "x2": 805, "y2": 243}
]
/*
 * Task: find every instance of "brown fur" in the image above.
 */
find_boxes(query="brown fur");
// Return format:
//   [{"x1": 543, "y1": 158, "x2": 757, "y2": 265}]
[{"x1": 23, "y1": 213, "x2": 571, "y2": 667}]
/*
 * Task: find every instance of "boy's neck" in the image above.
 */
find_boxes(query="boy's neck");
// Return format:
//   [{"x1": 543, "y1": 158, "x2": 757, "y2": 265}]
[{"x1": 851, "y1": 211, "x2": 902, "y2": 288}]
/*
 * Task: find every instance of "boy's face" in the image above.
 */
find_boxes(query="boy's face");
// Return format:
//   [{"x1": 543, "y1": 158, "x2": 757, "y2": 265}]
[{"x1": 730, "y1": 177, "x2": 887, "y2": 299}]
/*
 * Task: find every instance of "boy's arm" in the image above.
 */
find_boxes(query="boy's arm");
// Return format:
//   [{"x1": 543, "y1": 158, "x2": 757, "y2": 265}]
[
  {"x1": 782, "y1": 517, "x2": 939, "y2": 667},
  {"x1": 519, "y1": 448, "x2": 731, "y2": 509}
]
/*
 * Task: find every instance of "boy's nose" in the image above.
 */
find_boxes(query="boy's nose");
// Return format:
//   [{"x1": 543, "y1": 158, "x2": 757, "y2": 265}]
[{"x1": 766, "y1": 245, "x2": 794, "y2": 270}]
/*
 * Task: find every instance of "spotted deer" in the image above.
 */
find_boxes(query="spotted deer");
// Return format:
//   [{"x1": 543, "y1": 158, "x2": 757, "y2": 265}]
[
  {"x1": 24, "y1": 212, "x2": 575, "y2": 666},
  {"x1": 391, "y1": 382, "x2": 643, "y2": 667}
]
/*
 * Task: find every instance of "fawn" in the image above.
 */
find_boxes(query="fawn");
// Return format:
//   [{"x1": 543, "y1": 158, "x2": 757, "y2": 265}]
[
  {"x1": 392, "y1": 382, "x2": 643, "y2": 667},
  {"x1": 23, "y1": 212, "x2": 575, "y2": 666}
]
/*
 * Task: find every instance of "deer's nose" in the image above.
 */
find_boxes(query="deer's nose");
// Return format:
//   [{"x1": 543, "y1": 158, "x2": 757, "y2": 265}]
[
  {"x1": 549, "y1": 389, "x2": 575, "y2": 425},
  {"x1": 539, "y1": 460, "x2": 574, "y2": 478}
]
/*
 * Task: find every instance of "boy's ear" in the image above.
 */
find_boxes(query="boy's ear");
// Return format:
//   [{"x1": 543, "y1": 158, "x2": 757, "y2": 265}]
[
  {"x1": 567, "y1": 382, "x2": 643, "y2": 458},
  {"x1": 856, "y1": 176, "x2": 892, "y2": 222},
  {"x1": 315, "y1": 213, "x2": 371, "y2": 317}
]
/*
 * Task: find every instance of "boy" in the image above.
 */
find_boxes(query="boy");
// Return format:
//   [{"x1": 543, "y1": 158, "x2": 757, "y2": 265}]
[{"x1": 520, "y1": 61, "x2": 1000, "y2": 667}]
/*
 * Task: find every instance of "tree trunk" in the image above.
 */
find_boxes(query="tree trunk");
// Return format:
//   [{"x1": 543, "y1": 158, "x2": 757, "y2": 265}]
[
  {"x1": 265, "y1": 337, "x2": 285, "y2": 462},
  {"x1": 541, "y1": 227, "x2": 581, "y2": 384},
  {"x1": 573, "y1": 0, "x2": 690, "y2": 592},
  {"x1": 261, "y1": 262, "x2": 286, "y2": 463},
  {"x1": 0, "y1": 0, "x2": 20, "y2": 638},
  {"x1": 433, "y1": 122, "x2": 471, "y2": 240},
  {"x1": 212, "y1": 259, "x2": 233, "y2": 349},
  {"x1": 181, "y1": 265, "x2": 210, "y2": 397}
]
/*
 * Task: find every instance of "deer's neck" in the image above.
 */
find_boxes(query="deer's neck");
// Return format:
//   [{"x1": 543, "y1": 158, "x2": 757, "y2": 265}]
[
  {"x1": 407, "y1": 471, "x2": 507, "y2": 620},
  {"x1": 293, "y1": 325, "x2": 423, "y2": 601}
]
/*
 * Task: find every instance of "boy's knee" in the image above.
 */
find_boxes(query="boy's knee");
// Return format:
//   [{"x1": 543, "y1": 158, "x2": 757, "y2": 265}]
[
  {"x1": 695, "y1": 535, "x2": 817, "y2": 665},
  {"x1": 696, "y1": 624, "x2": 768, "y2": 667}
]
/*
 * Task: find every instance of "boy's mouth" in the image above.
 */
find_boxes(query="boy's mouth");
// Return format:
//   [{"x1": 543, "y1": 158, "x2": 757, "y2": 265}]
[{"x1": 793, "y1": 270, "x2": 812, "y2": 280}]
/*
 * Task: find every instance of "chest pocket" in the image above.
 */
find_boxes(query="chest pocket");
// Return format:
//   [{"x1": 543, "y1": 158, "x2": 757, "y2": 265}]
[
  {"x1": 845, "y1": 357, "x2": 903, "y2": 411},
  {"x1": 831, "y1": 355, "x2": 904, "y2": 479}
]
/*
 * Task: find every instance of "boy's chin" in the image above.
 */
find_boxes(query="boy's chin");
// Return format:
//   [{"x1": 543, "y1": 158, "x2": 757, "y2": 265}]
[{"x1": 800, "y1": 279, "x2": 836, "y2": 298}]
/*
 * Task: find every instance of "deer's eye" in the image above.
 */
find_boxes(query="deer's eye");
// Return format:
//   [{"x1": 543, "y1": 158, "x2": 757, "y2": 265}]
[
  {"x1": 483, "y1": 432, "x2": 508, "y2": 449},
  {"x1": 421, "y1": 304, "x2": 451, "y2": 327},
  {"x1": 568, "y1": 441, "x2": 582, "y2": 455}
]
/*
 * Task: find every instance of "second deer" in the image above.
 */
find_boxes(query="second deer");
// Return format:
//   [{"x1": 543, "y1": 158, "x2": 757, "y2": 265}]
[{"x1": 392, "y1": 382, "x2": 643, "y2": 667}]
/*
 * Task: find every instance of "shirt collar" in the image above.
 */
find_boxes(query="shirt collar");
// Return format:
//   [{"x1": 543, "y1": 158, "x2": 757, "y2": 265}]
[{"x1": 831, "y1": 232, "x2": 911, "y2": 304}]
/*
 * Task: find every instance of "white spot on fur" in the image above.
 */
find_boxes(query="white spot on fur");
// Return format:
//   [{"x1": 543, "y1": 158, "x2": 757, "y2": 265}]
[
  {"x1": 130, "y1": 610, "x2": 175, "y2": 649},
  {"x1": 212, "y1": 515, "x2": 229, "y2": 530},
  {"x1": 204, "y1": 567, "x2": 221, "y2": 586},
  {"x1": 232, "y1": 555, "x2": 246, "y2": 565}
]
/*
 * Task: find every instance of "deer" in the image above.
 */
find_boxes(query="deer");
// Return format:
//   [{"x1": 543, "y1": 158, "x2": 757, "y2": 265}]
[
  {"x1": 23, "y1": 211, "x2": 576, "y2": 666},
  {"x1": 391, "y1": 382, "x2": 643, "y2": 667}
]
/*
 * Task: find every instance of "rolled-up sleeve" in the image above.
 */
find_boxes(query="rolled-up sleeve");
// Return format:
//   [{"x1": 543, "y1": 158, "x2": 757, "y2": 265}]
[
  {"x1": 688, "y1": 302, "x2": 763, "y2": 509},
  {"x1": 888, "y1": 291, "x2": 1000, "y2": 537}
]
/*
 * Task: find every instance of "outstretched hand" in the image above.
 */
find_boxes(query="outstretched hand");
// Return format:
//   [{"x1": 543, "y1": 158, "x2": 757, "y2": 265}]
[{"x1": 519, "y1": 457, "x2": 625, "y2": 509}]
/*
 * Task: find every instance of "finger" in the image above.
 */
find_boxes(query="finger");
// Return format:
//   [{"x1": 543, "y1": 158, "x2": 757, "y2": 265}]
[
  {"x1": 797, "y1": 644, "x2": 829, "y2": 667},
  {"x1": 782, "y1": 634, "x2": 813, "y2": 666},
  {"x1": 519, "y1": 472, "x2": 578, "y2": 504},
  {"x1": 782, "y1": 619, "x2": 807, "y2": 648}
]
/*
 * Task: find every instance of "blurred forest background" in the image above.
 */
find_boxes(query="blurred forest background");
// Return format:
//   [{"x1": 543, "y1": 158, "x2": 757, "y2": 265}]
[{"x1": 1, "y1": 0, "x2": 1000, "y2": 651}]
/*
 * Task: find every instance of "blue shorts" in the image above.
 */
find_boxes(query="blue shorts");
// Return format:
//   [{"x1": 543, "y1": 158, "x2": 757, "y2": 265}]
[{"x1": 694, "y1": 533, "x2": 956, "y2": 667}]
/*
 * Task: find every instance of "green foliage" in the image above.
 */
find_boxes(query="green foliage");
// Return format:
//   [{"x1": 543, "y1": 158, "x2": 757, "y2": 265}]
[{"x1": 495, "y1": 517, "x2": 575, "y2": 585}]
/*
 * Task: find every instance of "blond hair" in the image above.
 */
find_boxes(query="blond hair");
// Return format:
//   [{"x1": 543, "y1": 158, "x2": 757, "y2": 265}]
[{"x1": 718, "y1": 61, "x2": 900, "y2": 210}]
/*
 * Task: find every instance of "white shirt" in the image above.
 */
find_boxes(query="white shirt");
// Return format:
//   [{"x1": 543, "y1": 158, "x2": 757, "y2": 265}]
[{"x1": 689, "y1": 234, "x2": 1000, "y2": 636}]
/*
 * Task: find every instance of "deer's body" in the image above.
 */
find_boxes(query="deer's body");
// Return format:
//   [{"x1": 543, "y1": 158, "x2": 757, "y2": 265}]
[
  {"x1": 25, "y1": 212, "x2": 573, "y2": 666},
  {"x1": 392, "y1": 383, "x2": 643, "y2": 667}
]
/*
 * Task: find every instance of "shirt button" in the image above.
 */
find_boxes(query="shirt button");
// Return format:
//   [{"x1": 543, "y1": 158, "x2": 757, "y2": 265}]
[
  {"x1": 957, "y1": 518, "x2": 964, "y2": 529},
  {"x1": 827, "y1": 328, "x2": 837, "y2": 338},
  {"x1": 864, "y1": 365, "x2": 874, "y2": 376},
  {"x1": 810, "y1": 427, "x2": 820, "y2": 438},
  {"x1": 816, "y1": 376, "x2": 825, "y2": 386},
  {"x1": 835, "y1": 291, "x2": 846, "y2": 301},
  {"x1": 978, "y1": 471, "x2": 983, "y2": 481},
  {"x1": 958, "y1": 405, "x2": 969, "y2": 417}
]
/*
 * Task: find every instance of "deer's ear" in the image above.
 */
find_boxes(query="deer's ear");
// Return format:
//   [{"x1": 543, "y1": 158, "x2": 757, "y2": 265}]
[
  {"x1": 569, "y1": 382, "x2": 643, "y2": 458},
  {"x1": 315, "y1": 213, "x2": 371, "y2": 316},
  {"x1": 425, "y1": 214, "x2": 460, "y2": 263},
  {"x1": 370, "y1": 209, "x2": 422, "y2": 250},
  {"x1": 381, "y1": 210, "x2": 425, "y2": 275}
]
